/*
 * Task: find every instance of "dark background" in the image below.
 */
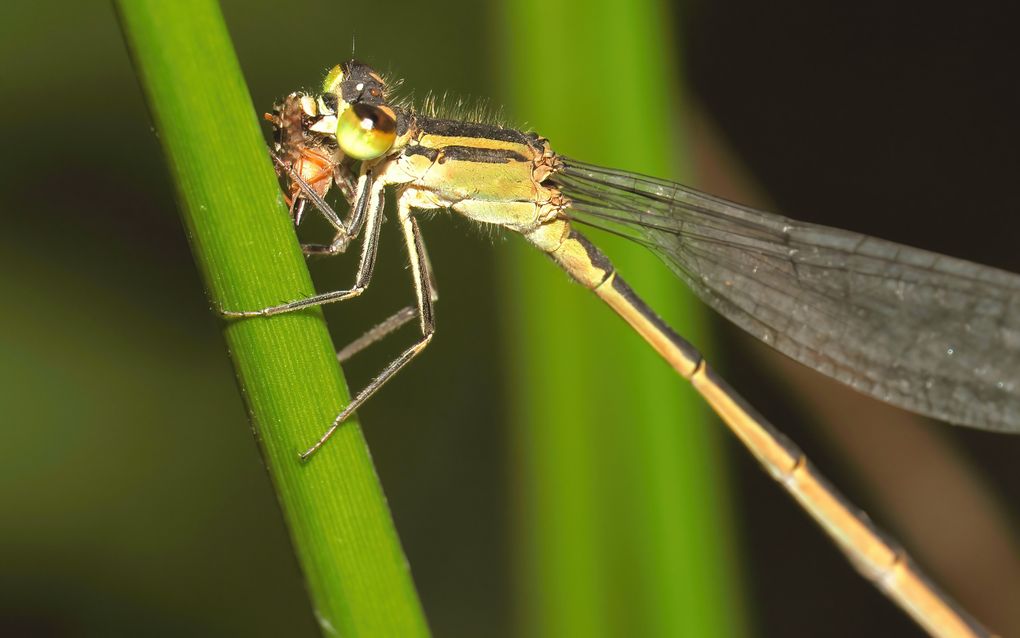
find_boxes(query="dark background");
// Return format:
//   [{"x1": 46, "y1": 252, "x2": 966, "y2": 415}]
[
  {"x1": 1, "y1": 1, "x2": 1017, "y2": 636},
  {"x1": 684, "y1": 1, "x2": 1020, "y2": 636}
]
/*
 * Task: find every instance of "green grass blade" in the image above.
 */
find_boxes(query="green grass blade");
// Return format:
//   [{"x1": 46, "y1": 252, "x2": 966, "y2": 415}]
[
  {"x1": 497, "y1": 1, "x2": 747, "y2": 636},
  {"x1": 115, "y1": 2, "x2": 430, "y2": 635}
]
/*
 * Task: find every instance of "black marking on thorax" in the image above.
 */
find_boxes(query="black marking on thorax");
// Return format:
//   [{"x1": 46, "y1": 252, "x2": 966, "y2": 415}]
[
  {"x1": 404, "y1": 145, "x2": 528, "y2": 164},
  {"x1": 417, "y1": 116, "x2": 534, "y2": 145}
]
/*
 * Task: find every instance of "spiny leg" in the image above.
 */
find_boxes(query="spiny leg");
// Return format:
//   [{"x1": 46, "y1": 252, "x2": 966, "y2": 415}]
[
  {"x1": 301, "y1": 193, "x2": 437, "y2": 460},
  {"x1": 336, "y1": 238, "x2": 439, "y2": 363},
  {"x1": 299, "y1": 176, "x2": 363, "y2": 257},
  {"x1": 289, "y1": 165, "x2": 334, "y2": 226},
  {"x1": 285, "y1": 164, "x2": 431, "y2": 356},
  {"x1": 272, "y1": 151, "x2": 347, "y2": 233},
  {"x1": 271, "y1": 151, "x2": 358, "y2": 256},
  {"x1": 222, "y1": 172, "x2": 385, "y2": 318},
  {"x1": 299, "y1": 170, "x2": 373, "y2": 257},
  {"x1": 337, "y1": 307, "x2": 417, "y2": 363}
]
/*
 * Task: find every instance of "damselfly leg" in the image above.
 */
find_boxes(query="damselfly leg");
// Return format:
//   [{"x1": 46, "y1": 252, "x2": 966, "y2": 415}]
[{"x1": 224, "y1": 158, "x2": 441, "y2": 459}]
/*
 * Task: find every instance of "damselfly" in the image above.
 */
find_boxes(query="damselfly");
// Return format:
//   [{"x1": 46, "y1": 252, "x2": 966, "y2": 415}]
[{"x1": 227, "y1": 61, "x2": 1020, "y2": 638}]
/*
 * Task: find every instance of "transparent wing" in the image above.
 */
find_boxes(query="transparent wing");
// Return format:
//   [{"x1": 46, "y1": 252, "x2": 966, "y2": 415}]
[{"x1": 555, "y1": 158, "x2": 1020, "y2": 432}]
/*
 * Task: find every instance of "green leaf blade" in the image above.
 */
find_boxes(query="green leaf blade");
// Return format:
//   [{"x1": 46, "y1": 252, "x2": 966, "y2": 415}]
[{"x1": 115, "y1": 2, "x2": 430, "y2": 635}]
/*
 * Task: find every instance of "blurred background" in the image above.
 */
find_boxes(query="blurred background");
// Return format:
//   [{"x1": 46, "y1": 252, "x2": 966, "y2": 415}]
[{"x1": 2, "y1": 1, "x2": 1019, "y2": 636}]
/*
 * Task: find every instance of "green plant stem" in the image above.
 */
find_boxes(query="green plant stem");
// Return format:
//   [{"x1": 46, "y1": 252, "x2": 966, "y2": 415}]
[
  {"x1": 115, "y1": 2, "x2": 429, "y2": 635},
  {"x1": 498, "y1": 1, "x2": 746, "y2": 636}
]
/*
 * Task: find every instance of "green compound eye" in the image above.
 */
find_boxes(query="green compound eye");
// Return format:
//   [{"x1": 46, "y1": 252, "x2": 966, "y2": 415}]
[{"x1": 336, "y1": 103, "x2": 397, "y2": 160}]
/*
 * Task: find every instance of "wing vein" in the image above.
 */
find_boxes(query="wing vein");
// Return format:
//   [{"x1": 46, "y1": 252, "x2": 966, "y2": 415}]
[{"x1": 555, "y1": 157, "x2": 1020, "y2": 431}]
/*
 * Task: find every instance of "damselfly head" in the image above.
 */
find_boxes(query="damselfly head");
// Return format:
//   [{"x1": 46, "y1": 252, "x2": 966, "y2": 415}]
[
  {"x1": 319, "y1": 60, "x2": 398, "y2": 161},
  {"x1": 322, "y1": 60, "x2": 389, "y2": 107},
  {"x1": 263, "y1": 62, "x2": 405, "y2": 225}
]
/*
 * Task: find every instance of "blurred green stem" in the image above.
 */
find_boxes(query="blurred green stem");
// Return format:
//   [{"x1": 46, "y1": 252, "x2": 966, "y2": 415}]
[
  {"x1": 498, "y1": 1, "x2": 746, "y2": 636},
  {"x1": 115, "y1": 1, "x2": 429, "y2": 636}
]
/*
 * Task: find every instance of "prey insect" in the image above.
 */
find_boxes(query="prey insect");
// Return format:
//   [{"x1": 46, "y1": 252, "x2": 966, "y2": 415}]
[{"x1": 224, "y1": 61, "x2": 1020, "y2": 638}]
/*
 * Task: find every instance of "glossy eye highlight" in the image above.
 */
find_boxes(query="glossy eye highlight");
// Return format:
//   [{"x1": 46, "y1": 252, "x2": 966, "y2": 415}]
[{"x1": 335, "y1": 103, "x2": 397, "y2": 160}]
